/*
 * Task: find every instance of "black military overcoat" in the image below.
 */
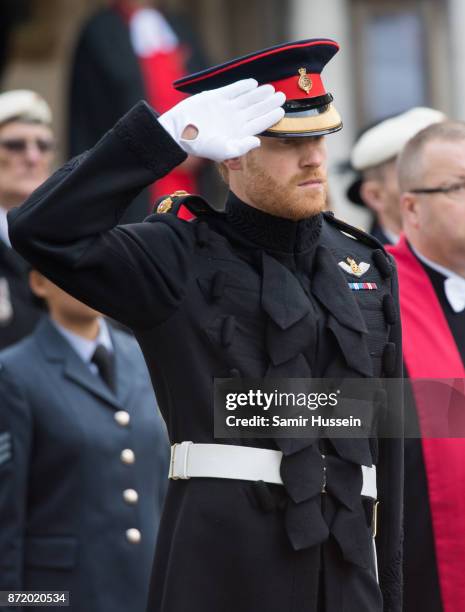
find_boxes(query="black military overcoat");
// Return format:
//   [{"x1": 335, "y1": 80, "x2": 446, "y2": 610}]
[
  {"x1": 8, "y1": 101, "x2": 403, "y2": 612},
  {"x1": 0, "y1": 319, "x2": 169, "y2": 612}
]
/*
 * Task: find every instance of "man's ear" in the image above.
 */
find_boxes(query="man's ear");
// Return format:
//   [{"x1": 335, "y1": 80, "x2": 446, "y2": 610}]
[
  {"x1": 360, "y1": 180, "x2": 384, "y2": 213},
  {"x1": 400, "y1": 192, "x2": 421, "y2": 230},
  {"x1": 29, "y1": 269, "x2": 47, "y2": 298},
  {"x1": 223, "y1": 157, "x2": 243, "y2": 172}
]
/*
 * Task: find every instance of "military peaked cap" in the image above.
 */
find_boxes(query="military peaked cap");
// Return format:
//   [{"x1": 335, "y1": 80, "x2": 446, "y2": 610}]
[{"x1": 174, "y1": 39, "x2": 342, "y2": 138}]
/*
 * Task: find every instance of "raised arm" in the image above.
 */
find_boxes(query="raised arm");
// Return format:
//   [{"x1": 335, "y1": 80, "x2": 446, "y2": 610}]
[
  {"x1": 8, "y1": 82, "x2": 284, "y2": 330},
  {"x1": 8, "y1": 101, "x2": 192, "y2": 329}
]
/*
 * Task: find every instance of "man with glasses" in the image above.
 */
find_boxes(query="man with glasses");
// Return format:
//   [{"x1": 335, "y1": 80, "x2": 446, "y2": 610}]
[
  {"x1": 388, "y1": 121, "x2": 465, "y2": 611},
  {"x1": 0, "y1": 90, "x2": 54, "y2": 348}
]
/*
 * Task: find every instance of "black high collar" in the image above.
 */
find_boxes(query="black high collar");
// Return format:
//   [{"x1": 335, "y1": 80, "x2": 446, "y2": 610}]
[{"x1": 224, "y1": 191, "x2": 323, "y2": 254}]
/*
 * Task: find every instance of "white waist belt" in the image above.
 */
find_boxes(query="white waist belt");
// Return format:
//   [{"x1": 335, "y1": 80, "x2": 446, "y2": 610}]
[{"x1": 169, "y1": 441, "x2": 377, "y2": 500}]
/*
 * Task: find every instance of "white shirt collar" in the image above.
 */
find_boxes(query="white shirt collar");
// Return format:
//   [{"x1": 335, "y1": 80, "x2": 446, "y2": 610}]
[
  {"x1": 51, "y1": 317, "x2": 113, "y2": 364},
  {"x1": 382, "y1": 227, "x2": 400, "y2": 246},
  {"x1": 0, "y1": 206, "x2": 11, "y2": 246},
  {"x1": 410, "y1": 244, "x2": 465, "y2": 282}
]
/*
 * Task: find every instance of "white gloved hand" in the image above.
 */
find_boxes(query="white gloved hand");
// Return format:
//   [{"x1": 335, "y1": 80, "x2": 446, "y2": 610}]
[{"x1": 159, "y1": 79, "x2": 286, "y2": 162}]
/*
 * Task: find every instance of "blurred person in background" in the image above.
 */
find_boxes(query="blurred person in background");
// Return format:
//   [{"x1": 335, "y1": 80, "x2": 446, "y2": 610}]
[
  {"x1": 69, "y1": 0, "x2": 208, "y2": 222},
  {"x1": 0, "y1": 270, "x2": 169, "y2": 612},
  {"x1": 0, "y1": 89, "x2": 54, "y2": 349},
  {"x1": 388, "y1": 121, "x2": 465, "y2": 612},
  {"x1": 346, "y1": 107, "x2": 445, "y2": 245}
]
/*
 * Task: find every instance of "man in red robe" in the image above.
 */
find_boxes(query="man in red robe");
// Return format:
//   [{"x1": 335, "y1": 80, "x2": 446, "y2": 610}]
[
  {"x1": 69, "y1": 0, "x2": 207, "y2": 221},
  {"x1": 387, "y1": 121, "x2": 465, "y2": 612}
]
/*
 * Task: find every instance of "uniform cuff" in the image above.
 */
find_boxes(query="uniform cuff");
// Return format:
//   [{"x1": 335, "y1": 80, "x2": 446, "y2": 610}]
[{"x1": 113, "y1": 100, "x2": 187, "y2": 176}]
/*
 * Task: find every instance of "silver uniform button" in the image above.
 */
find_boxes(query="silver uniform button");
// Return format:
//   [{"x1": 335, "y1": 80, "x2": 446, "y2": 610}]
[
  {"x1": 123, "y1": 489, "x2": 139, "y2": 504},
  {"x1": 114, "y1": 411, "x2": 130, "y2": 426},
  {"x1": 126, "y1": 528, "x2": 141, "y2": 543},
  {"x1": 121, "y1": 449, "x2": 135, "y2": 464}
]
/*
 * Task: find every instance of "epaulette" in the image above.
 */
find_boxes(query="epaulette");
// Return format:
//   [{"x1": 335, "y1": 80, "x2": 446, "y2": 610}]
[
  {"x1": 153, "y1": 190, "x2": 216, "y2": 221},
  {"x1": 323, "y1": 211, "x2": 386, "y2": 251}
]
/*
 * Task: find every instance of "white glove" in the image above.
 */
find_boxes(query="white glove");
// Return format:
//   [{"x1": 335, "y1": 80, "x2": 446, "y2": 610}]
[{"x1": 159, "y1": 79, "x2": 286, "y2": 162}]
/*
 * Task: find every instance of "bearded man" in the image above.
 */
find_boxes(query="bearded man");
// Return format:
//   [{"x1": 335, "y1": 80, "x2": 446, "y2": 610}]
[{"x1": 7, "y1": 39, "x2": 403, "y2": 612}]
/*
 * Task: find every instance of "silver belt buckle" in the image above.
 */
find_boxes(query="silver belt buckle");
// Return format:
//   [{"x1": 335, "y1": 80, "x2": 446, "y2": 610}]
[{"x1": 169, "y1": 441, "x2": 193, "y2": 480}]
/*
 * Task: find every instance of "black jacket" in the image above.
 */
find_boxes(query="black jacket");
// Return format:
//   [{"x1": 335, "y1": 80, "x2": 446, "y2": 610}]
[
  {"x1": 0, "y1": 239, "x2": 43, "y2": 350},
  {"x1": 8, "y1": 101, "x2": 403, "y2": 612}
]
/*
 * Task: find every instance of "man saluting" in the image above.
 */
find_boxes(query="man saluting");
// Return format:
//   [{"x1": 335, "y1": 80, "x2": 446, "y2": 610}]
[{"x1": 7, "y1": 39, "x2": 402, "y2": 612}]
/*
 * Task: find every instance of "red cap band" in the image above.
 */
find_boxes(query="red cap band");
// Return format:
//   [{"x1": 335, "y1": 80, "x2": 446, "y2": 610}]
[{"x1": 271, "y1": 73, "x2": 325, "y2": 100}]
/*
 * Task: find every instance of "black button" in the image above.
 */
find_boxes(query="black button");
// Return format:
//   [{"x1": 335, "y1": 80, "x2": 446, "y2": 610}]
[
  {"x1": 195, "y1": 221, "x2": 209, "y2": 247},
  {"x1": 382, "y1": 342, "x2": 397, "y2": 376},
  {"x1": 221, "y1": 316, "x2": 236, "y2": 347},
  {"x1": 372, "y1": 249, "x2": 392, "y2": 279},
  {"x1": 382, "y1": 294, "x2": 397, "y2": 325},
  {"x1": 211, "y1": 271, "x2": 226, "y2": 301}
]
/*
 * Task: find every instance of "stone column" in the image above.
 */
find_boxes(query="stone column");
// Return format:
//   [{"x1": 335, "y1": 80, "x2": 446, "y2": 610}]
[{"x1": 447, "y1": 0, "x2": 465, "y2": 120}]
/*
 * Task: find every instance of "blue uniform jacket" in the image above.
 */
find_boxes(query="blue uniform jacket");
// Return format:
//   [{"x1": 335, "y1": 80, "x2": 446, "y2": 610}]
[{"x1": 0, "y1": 317, "x2": 169, "y2": 611}]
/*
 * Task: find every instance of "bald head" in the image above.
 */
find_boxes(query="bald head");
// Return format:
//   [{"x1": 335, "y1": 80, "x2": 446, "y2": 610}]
[
  {"x1": 398, "y1": 121, "x2": 465, "y2": 192},
  {"x1": 398, "y1": 120, "x2": 465, "y2": 276}
]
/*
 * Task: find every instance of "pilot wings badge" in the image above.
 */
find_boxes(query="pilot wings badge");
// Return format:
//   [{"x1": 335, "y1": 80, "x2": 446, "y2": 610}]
[{"x1": 338, "y1": 257, "x2": 370, "y2": 278}]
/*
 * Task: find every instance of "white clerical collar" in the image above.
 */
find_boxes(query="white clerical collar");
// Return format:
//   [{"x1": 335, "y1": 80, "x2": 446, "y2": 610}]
[
  {"x1": 411, "y1": 244, "x2": 465, "y2": 313},
  {"x1": 0, "y1": 206, "x2": 11, "y2": 246},
  {"x1": 51, "y1": 317, "x2": 113, "y2": 365},
  {"x1": 129, "y1": 8, "x2": 178, "y2": 57},
  {"x1": 410, "y1": 244, "x2": 465, "y2": 282}
]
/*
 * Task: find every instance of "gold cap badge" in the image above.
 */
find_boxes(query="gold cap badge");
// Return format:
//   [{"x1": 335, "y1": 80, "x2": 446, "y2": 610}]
[{"x1": 298, "y1": 67, "x2": 313, "y2": 95}]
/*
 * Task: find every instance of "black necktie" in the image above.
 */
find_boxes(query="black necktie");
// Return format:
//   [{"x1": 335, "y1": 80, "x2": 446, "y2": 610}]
[{"x1": 91, "y1": 344, "x2": 115, "y2": 392}]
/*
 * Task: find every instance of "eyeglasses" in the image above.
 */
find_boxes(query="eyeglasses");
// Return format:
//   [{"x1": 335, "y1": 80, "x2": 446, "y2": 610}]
[
  {"x1": 410, "y1": 181, "x2": 465, "y2": 200},
  {"x1": 0, "y1": 137, "x2": 55, "y2": 154}
]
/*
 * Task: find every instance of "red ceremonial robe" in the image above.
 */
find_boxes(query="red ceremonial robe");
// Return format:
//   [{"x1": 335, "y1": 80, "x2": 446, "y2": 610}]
[
  {"x1": 387, "y1": 235, "x2": 465, "y2": 612},
  {"x1": 116, "y1": 2, "x2": 197, "y2": 219}
]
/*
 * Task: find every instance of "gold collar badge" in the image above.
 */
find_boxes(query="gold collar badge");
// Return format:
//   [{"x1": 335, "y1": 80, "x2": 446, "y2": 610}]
[
  {"x1": 157, "y1": 197, "x2": 173, "y2": 214},
  {"x1": 298, "y1": 67, "x2": 313, "y2": 95},
  {"x1": 156, "y1": 190, "x2": 190, "y2": 214},
  {"x1": 338, "y1": 257, "x2": 371, "y2": 278}
]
